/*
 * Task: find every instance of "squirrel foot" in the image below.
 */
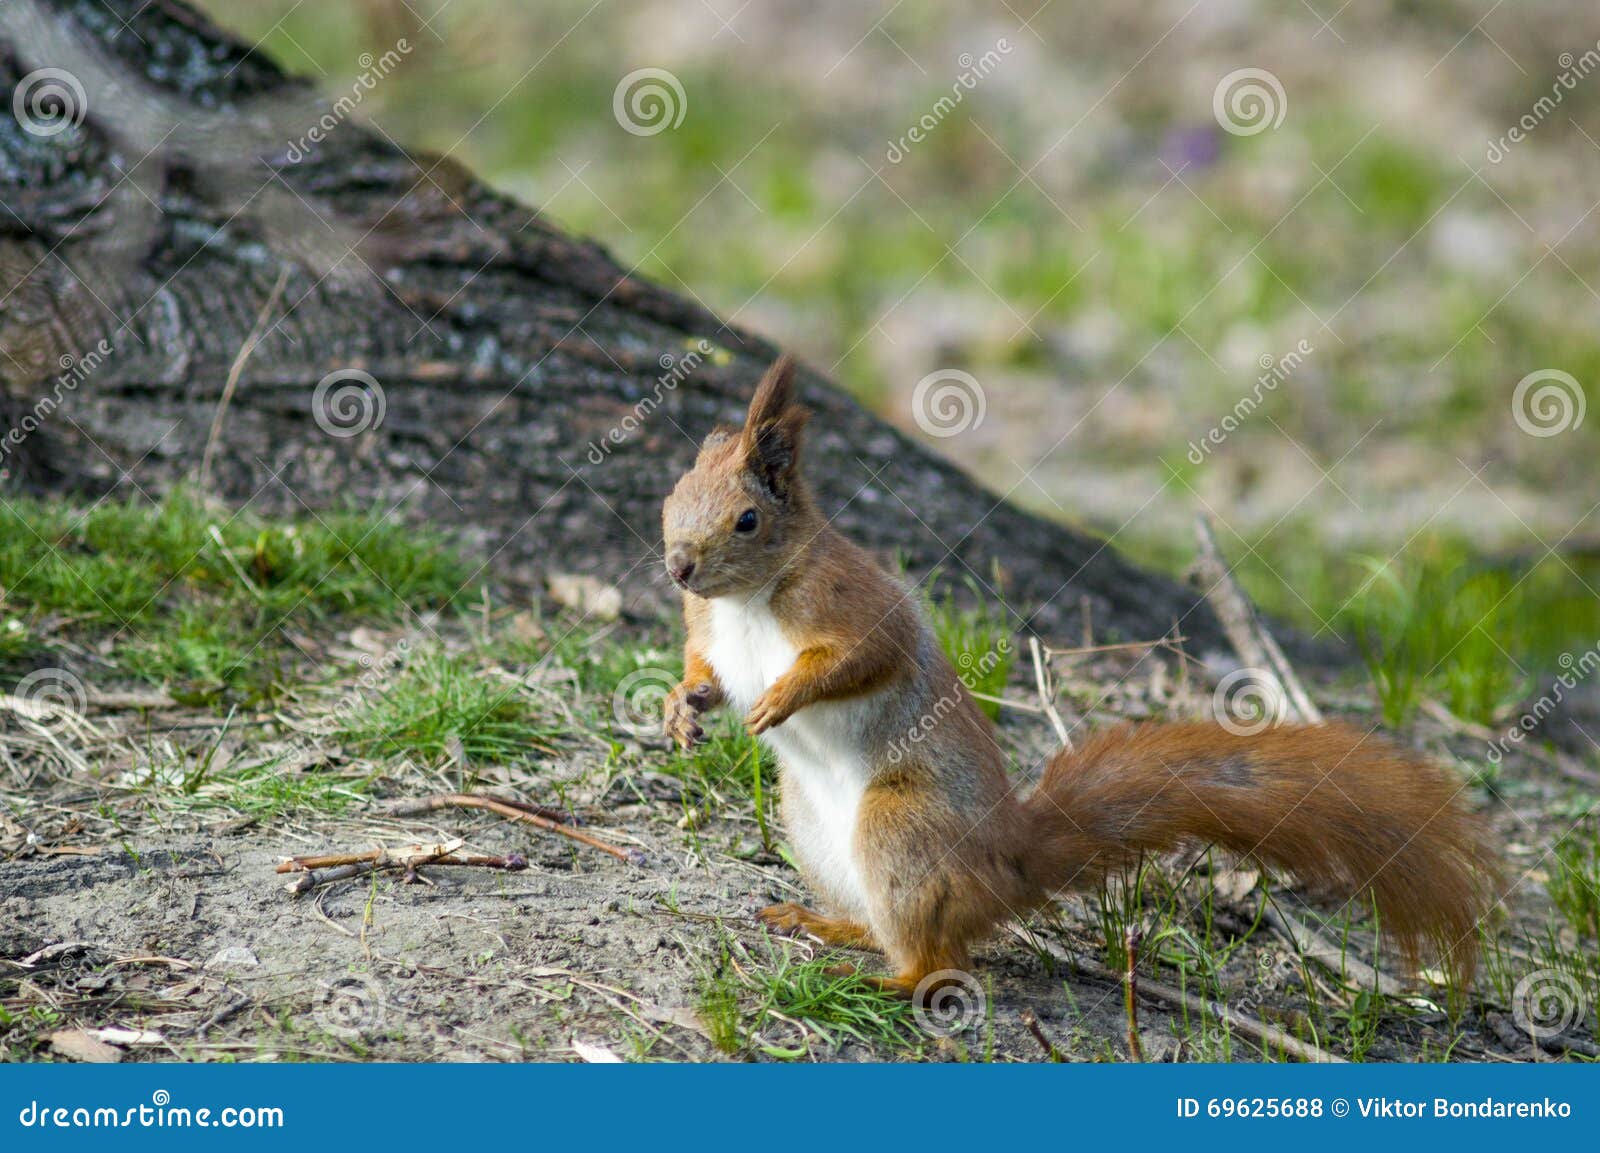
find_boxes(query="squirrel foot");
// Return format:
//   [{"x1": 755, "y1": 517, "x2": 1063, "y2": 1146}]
[{"x1": 756, "y1": 903, "x2": 878, "y2": 950}]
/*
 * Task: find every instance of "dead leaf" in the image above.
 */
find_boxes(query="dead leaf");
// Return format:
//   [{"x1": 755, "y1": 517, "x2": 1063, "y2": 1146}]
[
  {"x1": 48, "y1": 1030, "x2": 123, "y2": 1063},
  {"x1": 572, "y1": 1038, "x2": 623, "y2": 1063},
  {"x1": 1212, "y1": 867, "x2": 1260, "y2": 904},
  {"x1": 89, "y1": 1027, "x2": 165, "y2": 1046},
  {"x1": 546, "y1": 573, "x2": 622, "y2": 621}
]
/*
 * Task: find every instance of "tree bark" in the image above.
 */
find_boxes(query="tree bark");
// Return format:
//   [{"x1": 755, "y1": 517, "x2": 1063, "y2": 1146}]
[{"x1": 0, "y1": 0, "x2": 1284, "y2": 655}]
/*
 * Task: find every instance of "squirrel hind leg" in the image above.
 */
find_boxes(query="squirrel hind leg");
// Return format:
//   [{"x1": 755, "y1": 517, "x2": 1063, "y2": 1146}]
[
  {"x1": 846, "y1": 955, "x2": 974, "y2": 1003},
  {"x1": 757, "y1": 903, "x2": 880, "y2": 951}
]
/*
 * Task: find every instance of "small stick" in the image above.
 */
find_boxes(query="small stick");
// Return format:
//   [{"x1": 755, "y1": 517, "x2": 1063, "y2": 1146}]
[
  {"x1": 1488, "y1": 1011, "x2": 1600, "y2": 1060},
  {"x1": 1020, "y1": 1009, "x2": 1066, "y2": 1062},
  {"x1": 1080, "y1": 595, "x2": 1094, "y2": 649},
  {"x1": 276, "y1": 838, "x2": 465, "y2": 873},
  {"x1": 967, "y1": 690, "x2": 1045, "y2": 714},
  {"x1": 281, "y1": 852, "x2": 529, "y2": 895},
  {"x1": 1044, "y1": 635, "x2": 1191, "y2": 659},
  {"x1": 380, "y1": 792, "x2": 578, "y2": 825},
  {"x1": 1029, "y1": 636, "x2": 1072, "y2": 749},
  {"x1": 1124, "y1": 928, "x2": 1144, "y2": 1062},
  {"x1": 1016, "y1": 928, "x2": 1343, "y2": 1064},
  {"x1": 1192, "y1": 516, "x2": 1321, "y2": 724},
  {"x1": 1260, "y1": 903, "x2": 1400, "y2": 996},
  {"x1": 378, "y1": 793, "x2": 644, "y2": 865},
  {"x1": 200, "y1": 267, "x2": 289, "y2": 489}
]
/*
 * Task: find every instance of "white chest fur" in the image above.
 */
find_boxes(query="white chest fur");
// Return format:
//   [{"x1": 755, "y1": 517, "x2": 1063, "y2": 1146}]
[{"x1": 703, "y1": 595, "x2": 876, "y2": 917}]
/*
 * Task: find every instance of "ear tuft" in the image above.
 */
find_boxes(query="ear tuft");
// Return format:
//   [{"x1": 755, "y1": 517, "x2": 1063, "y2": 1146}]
[
  {"x1": 743, "y1": 354, "x2": 799, "y2": 431},
  {"x1": 740, "y1": 354, "x2": 808, "y2": 496}
]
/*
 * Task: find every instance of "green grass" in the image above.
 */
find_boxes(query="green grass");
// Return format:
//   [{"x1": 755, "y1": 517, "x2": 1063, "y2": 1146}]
[
  {"x1": 927, "y1": 576, "x2": 1016, "y2": 721},
  {"x1": 1126, "y1": 517, "x2": 1600, "y2": 732},
  {"x1": 1548, "y1": 823, "x2": 1600, "y2": 947},
  {"x1": 740, "y1": 945, "x2": 922, "y2": 1057},
  {"x1": 336, "y1": 645, "x2": 563, "y2": 768},
  {"x1": 0, "y1": 490, "x2": 472, "y2": 700}
]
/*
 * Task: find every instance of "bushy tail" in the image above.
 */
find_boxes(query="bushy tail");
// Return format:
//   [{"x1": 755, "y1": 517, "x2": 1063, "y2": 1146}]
[{"x1": 1022, "y1": 721, "x2": 1501, "y2": 982}]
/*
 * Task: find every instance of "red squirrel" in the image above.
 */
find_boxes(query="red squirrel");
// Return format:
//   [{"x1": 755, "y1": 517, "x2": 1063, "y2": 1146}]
[{"x1": 661, "y1": 354, "x2": 1500, "y2": 998}]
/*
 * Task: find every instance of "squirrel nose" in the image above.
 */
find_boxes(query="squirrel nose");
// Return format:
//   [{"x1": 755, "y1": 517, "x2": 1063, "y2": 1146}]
[{"x1": 666, "y1": 548, "x2": 695, "y2": 586}]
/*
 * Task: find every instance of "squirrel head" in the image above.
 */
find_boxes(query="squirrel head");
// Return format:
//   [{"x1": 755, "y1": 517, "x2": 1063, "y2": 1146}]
[{"x1": 662, "y1": 354, "x2": 813, "y2": 599}]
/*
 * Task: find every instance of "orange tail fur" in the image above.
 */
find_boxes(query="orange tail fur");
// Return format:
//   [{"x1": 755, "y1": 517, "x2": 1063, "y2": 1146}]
[{"x1": 1023, "y1": 721, "x2": 1501, "y2": 982}]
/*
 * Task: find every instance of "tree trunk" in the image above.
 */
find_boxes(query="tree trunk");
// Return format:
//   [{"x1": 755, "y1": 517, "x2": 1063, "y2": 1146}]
[{"x1": 0, "y1": 0, "x2": 1280, "y2": 656}]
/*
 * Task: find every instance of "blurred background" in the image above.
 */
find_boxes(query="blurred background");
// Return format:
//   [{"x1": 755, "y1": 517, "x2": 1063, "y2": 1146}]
[{"x1": 202, "y1": 0, "x2": 1600, "y2": 723}]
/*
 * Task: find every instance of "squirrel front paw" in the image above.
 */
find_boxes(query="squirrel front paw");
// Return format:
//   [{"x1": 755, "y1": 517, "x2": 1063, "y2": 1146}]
[
  {"x1": 664, "y1": 680, "x2": 717, "y2": 750},
  {"x1": 744, "y1": 687, "x2": 796, "y2": 735}
]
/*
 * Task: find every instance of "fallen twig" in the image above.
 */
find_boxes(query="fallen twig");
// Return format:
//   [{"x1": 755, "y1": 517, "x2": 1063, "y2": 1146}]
[
  {"x1": 200, "y1": 267, "x2": 288, "y2": 489},
  {"x1": 277, "y1": 839, "x2": 532, "y2": 895},
  {"x1": 1192, "y1": 516, "x2": 1322, "y2": 724},
  {"x1": 1029, "y1": 636, "x2": 1071, "y2": 748},
  {"x1": 1260, "y1": 903, "x2": 1401, "y2": 996},
  {"x1": 1016, "y1": 927, "x2": 1344, "y2": 1064},
  {"x1": 1487, "y1": 1011, "x2": 1600, "y2": 1060},
  {"x1": 377, "y1": 793, "x2": 645, "y2": 865},
  {"x1": 276, "y1": 839, "x2": 466, "y2": 873}
]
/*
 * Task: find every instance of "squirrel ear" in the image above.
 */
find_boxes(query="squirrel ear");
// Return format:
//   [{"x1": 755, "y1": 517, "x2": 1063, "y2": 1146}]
[
  {"x1": 740, "y1": 355, "x2": 809, "y2": 496},
  {"x1": 742, "y1": 354, "x2": 799, "y2": 432}
]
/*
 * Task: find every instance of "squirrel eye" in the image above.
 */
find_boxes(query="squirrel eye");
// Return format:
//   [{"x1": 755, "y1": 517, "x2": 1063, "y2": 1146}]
[{"x1": 735, "y1": 509, "x2": 759, "y2": 533}]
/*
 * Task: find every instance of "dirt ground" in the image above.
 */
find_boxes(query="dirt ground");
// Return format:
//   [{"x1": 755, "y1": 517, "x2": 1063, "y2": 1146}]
[{"x1": 3, "y1": 622, "x2": 1594, "y2": 1065}]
